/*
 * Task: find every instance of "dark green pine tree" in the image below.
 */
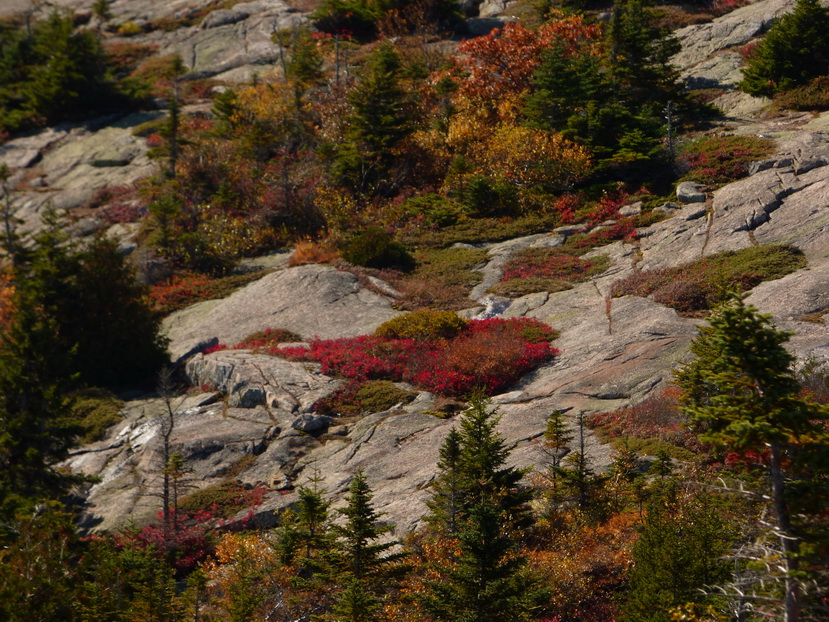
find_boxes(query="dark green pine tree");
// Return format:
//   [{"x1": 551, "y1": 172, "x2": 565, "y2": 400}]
[
  {"x1": 674, "y1": 293, "x2": 829, "y2": 621},
  {"x1": 278, "y1": 470, "x2": 332, "y2": 566},
  {"x1": 0, "y1": 224, "x2": 82, "y2": 519},
  {"x1": 621, "y1": 489, "x2": 734, "y2": 622},
  {"x1": 334, "y1": 41, "x2": 412, "y2": 193},
  {"x1": 425, "y1": 427, "x2": 463, "y2": 535},
  {"x1": 557, "y1": 413, "x2": 604, "y2": 515},
  {"x1": 421, "y1": 395, "x2": 543, "y2": 622},
  {"x1": 524, "y1": 41, "x2": 608, "y2": 137},
  {"x1": 330, "y1": 469, "x2": 402, "y2": 621},
  {"x1": 64, "y1": 235, "x2": 169, "y2": 387},
  {"x1": 740, "y1": 0, "x2": 829, "y2": 97},
  {"x1": 285, "y1": 28, "x2": 324, "y2": 90}
]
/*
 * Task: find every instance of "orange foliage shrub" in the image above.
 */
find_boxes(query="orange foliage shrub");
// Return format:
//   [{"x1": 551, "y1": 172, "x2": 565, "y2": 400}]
[
  {"x1": 528, "y1": 511, "x2": 638, "y2": 621},
  {"x1": 289, "y1": 240, "x2": 340, "y2": 266},
  {"x1": 448, "y1": 17, "x2": 602, "y2": 104}
]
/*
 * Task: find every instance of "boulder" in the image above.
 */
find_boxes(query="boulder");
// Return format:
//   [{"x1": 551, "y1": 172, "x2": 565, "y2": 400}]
[
  {"x1": 676, "y1": 181, "x2": 706, "y2": 203},
  {"x1": 185, "y1": 350, "x2": 343, "y2": 413},
  {"x1": 292, "y1": 414, "x2": 334, "y2": 433}
]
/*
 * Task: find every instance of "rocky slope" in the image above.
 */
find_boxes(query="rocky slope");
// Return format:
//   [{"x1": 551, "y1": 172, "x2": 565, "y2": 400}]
[{"x1": 6, "y1": 0, "x2": 825, "y2": 533}]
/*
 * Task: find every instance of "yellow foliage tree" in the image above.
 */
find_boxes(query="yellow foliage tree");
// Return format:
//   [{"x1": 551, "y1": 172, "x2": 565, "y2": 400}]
[{"x1": 481, "y1": 124, "x2": 592, "y2": 193}]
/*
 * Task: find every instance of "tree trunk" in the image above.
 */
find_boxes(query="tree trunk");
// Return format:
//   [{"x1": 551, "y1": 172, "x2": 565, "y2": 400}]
[{"x1": 770, "y1": 442, "x2": 800, "y2": 622}]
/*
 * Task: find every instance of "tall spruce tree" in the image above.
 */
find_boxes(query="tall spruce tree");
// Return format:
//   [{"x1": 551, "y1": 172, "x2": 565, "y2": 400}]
[
  {"x1": 621, "y1": 488, "x2": 734, "y2": 621},
  {"x1": 330, "y1": 469, "x2": 402, "y2": 621},
  {"x1": 422, "y1": 396, "x2": 542, "y2": 621},
  {"x1": 334, "y1": 41, "x2": 411, "y2": 193},
  {"x1": 675, "y1": 294, "x2": 829, "y2": 622}
]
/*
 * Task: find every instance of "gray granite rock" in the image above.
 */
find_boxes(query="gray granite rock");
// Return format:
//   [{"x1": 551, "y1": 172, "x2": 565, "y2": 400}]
[
  {"x1": 676, "y1": 181, "x2": 707, "y2": 203},
  {"x1": 164, "y1": 264, "x2": 403, "y2": 361}
]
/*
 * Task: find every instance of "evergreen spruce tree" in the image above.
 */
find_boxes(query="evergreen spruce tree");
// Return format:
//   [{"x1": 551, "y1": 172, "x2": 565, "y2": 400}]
[
  {"x1": 334, "y1": 41, "x2": 411, "y2": 193},
  {"x1": 279, "y1": 470, "x2": 332, "y2": 566},
  {"x1": 740, "y1": 0, "x2": 829, "y2": 97},
  {"x1": 421, "y1": 396, "x2": 542, "y2": 622},
  {"x1": 674, "y1": 294, "x2": 829, "y2": 621},
  {"x1": 425, "y1": 427, "x2": 463, "y2": 535},
  {"x1": 557, "y1": 413, "x2": 604, "y2": 515},
  {"x1": 542, "y1": 408, "x2": 573, "y2": 493},
  {"x1": 285, "y1": 28, "x2": 324, "y2": 90},
  {"x1": 524, "y1": 41, "x2": 607, "y2": 137},
  {"x1": 330, "y1": 469, "x2": 402, "y2": 621}
]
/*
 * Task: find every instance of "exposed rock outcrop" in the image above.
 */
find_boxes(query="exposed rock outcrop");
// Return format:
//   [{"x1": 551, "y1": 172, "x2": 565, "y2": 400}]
[{"x1": 163, "y1": 264, "x2": 404, "y2": 362}]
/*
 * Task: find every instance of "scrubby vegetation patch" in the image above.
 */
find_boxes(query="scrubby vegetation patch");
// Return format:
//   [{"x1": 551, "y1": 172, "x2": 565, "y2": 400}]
[
  {"x1": 612, "y1": 245, "x2": 807, "y2": 313},
  {"x1": 679, "y1": 135, "x2": 776, "y2": 186},
  {"x1": 491, "y1": 249, "x2": 610, "y2": 297}
]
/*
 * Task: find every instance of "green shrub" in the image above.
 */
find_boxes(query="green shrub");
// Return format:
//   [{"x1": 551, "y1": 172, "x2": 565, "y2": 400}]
[
  {"x1": 459, "y1": 175, "x2": 519, "y2": 218},
  {"x1": 376, "y1": 309, "x2": 469, "y2": 341},
  {"x1": 739, "y1": 0, "x2": 829, "y2": 97},
  {"x1": 403, "y1": 194, "x2": 467, "y2": 227},
  {"x1": 69, "y1": 388, "x2": 124, "y2": 445},
  {"x1": 612, "y1": 244, "x2": 807, "y2": 312},
  {"x1": 343, "y1": 227, "x2": 415, "y2": 270},
  {"x1": 116, "y1": 21, "x2": 143, "y2": 36}
]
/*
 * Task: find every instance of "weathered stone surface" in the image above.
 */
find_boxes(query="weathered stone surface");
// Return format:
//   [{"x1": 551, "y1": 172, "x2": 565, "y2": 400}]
[
  {"x1": 185, "y1": 350, "x2": 343, "y2": 413},
  {"x1": 680, "y1": 50, "x2": 744, "y2": 89},
  {"x1": 672, "y1": 0, "x2": 793, "y2": 71},
  {"x1": 3, "y1": 114, "x2": 161, "y2": 236},
  {"x1": 64, "y1": 398, "x2": 279, "y2": 532},
  {"x1": 676, "y1": 181, "x2": 707, "y2": 203},
  {"x1": 164, "y1": 264, "x2": 403, "y2": 361}
]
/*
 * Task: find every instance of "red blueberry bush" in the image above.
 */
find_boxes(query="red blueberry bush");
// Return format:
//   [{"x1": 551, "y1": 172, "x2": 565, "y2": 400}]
[{"x1": 261, "y1": 317, "x2": 561, "y2": 399}]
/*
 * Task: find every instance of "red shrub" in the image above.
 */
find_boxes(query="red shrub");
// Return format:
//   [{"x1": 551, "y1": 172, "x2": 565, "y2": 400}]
[
  {"x1": 150, "y1": 273, "x2": 213, "y2": 313},
  {"x1": 503, "y1": 252, "x2": 597, "y2": 282},
  {"x1": 276, "y1": 318, "x2": 559, "y2": 398}
]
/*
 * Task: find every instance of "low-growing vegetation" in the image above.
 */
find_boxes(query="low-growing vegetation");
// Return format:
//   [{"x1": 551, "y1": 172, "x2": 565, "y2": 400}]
[
  {"x1": 150, "y1": 269, "x2": 270, "y2": 315},
  {"x1": 773, "y1": 75, "x2": 829, "y2": 111},
  {"x1": 678, "y1": 135, "x2": 776, "y2": 186},
  {"x1": 375, "y1": 309, "x2": 469, "y2": 341},
  {"x1": 611, "y1": 244, "x2": 807, "y2": 313},
  {"x1": 491, "y1": 249, "x2": 610, "y2": 297},
  {"x1": 68, "y1": 388, "x2": 125, "y2": 445},
  {"x1": 587, "y1": 386, "x2": 699, "y2": 458},
  {"x1": 314, "y1": 379, "x2": 417, "y2": 416},
  {"x1": 278, "y1": 316, "x2": 559, "y2": 399}
]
